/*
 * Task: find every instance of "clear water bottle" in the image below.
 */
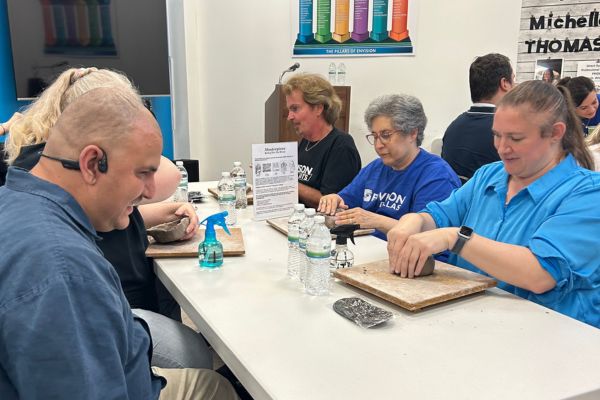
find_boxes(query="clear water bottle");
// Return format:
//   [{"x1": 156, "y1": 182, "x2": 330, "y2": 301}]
[
  {"x1": 337, "y1": 63, "x2": 346, "y2": 86},
  {"x1": 231, "y1": 161, "x2": 247, "y2": 209},
  {"x1": 287, "y1": 204, "x2": 306, "y2": 278},
  {"x1": 298, "y1": 208, "x2": 316, "y2": 283},
  {"x1": 305, "y1": 215, "x2": 332, "y2": 296},
  {"x1": 218, "y1": 172, "x2": 236, "y2": 226},
  {"x1": 328, "y1": 62, "x2": 336, "y2": 85},
  {"x1": 174, "y1": 161, "x2": 188, "y2": 202}
]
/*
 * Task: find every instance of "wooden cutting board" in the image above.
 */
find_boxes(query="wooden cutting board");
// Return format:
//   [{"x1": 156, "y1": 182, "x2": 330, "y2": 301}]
[
  {"x1": 266, "y1": 217, "x2": 375, "y2": 238},
  {"x1": 208, "y1": 188, "x2": 253, "y2": 205},
  {"x1": 146, "y1": 228, "x2": 245, "y2": 258},
  {"x1": 334, "y1": 259, "x2": 497, "y2": 312}
]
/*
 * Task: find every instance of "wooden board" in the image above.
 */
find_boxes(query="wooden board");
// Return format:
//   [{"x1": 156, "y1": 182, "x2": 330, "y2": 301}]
[
  {"x1": 208, "y1": 188, "x2": 253, "y2": 205},
  {"x1": 266, "y1": 217, "x2": 375, "y2": 238},
  {"x1": 334, "y1": 259, "x2": 497, "y2": 312},
  {"x1": 146, "y1": 228, "x2": 245, "y2": 258}
]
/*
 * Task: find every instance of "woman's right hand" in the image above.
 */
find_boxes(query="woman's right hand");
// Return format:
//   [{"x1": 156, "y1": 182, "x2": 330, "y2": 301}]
[{"x1": 317, "y1": 194, "x2": 347, "y2": 215}]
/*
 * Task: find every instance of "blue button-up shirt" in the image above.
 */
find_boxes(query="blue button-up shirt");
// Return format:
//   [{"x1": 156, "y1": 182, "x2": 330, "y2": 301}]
[
  {"x1": 424, "y1": 154, "x2": 600, "y2": 328},
  {"x1": 0, "y1": 168, "x2": 165, "y2": 399}
]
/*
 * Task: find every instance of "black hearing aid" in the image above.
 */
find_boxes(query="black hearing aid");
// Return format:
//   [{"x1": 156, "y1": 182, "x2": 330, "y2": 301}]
[{"x1": 39, "y1": 147, "x2": 108, "y2": 173}]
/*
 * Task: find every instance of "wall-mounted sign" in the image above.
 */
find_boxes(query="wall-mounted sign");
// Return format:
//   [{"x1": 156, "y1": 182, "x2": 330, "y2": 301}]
[
  {"x1": 516, "y1": 0, "x2": 600, "y2": 83},
  {"x1": 577, "y1": 61, "x2": 600, "y2": 89},
  {"x1": 292, "y1": 0, "x2": 418, "y2": 57}
]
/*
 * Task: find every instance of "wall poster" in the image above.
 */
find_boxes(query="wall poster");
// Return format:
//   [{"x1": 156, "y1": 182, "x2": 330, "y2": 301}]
[
  {"x1": 516, "y1": 0, "x2": 600, "y2": 84},
  {"x1": 292, "y1": 0, "x2": 418, "y2": 57}
]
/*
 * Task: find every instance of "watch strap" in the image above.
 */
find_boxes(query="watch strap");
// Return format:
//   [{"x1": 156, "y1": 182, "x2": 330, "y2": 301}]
[{"x1": 450, "y1": 226, "x2": 472, "y2": 255}]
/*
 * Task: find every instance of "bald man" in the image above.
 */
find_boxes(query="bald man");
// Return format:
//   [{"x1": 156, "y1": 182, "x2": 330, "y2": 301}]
[{"x1": 0, "y1": 88, "x2": 237, "y2": 400}]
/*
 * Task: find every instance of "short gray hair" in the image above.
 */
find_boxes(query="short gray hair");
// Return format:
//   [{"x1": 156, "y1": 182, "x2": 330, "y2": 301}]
[{"x1": 364, "y1": 93, "x2": 427, "y2": 146}]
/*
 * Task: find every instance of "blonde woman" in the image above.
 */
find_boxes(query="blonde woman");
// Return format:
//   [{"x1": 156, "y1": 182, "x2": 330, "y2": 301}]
[
  {"x1": 586, "y1": 125, "x2": 600, "y2": 171},
  {"x1": 5, "y1": 67, "x2": 211, "y2": 370}
]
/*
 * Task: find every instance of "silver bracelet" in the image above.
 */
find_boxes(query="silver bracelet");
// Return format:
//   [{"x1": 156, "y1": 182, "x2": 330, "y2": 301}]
[{"x1": 0, "y1": 123, "x2": 5, "y2": 135}]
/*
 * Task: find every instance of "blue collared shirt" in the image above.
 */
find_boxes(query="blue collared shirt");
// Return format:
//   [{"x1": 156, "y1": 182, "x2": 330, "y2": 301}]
[
  {"x1": 424, "y1": 155, "x2": 600, "y2": 328},
  {"x1": 0, "y1": 168, "x2": 165, "y2": 399}
]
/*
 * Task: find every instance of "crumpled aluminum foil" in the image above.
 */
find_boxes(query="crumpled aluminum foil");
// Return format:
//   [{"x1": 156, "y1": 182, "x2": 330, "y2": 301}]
[{"x1": 333, "y1": 297, "x2": 394, "y2": 328}]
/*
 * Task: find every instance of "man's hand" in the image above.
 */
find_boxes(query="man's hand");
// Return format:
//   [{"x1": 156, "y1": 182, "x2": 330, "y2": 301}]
[
  {"x1": 334, "y1": 208, "x2": 377, "y2": 229},
  {"x1": 175, "y1": 203, "x2": 199, "y2": 240},
  {"x1": 317, "y1": 194, "x2": 347, "y2": 215}
]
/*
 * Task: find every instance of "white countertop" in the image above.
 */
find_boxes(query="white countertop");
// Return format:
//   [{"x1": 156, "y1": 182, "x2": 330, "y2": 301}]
[{"x1": 155, "y1": 182, "x2": 600, "y2": 400}]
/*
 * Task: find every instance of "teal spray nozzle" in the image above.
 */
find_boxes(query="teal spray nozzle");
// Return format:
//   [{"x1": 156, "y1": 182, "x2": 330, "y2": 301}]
[
  {"x1": 197, "y1": 211, "x2": 231, "y2": 268},
  {"x1": 330, "y1": 224, "x2": 361, "y2": 245}
]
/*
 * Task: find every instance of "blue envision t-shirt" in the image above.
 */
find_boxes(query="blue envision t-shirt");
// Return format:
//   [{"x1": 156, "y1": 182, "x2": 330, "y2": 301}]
[
  {"x1": 423, "y1": 155, "x2": 600, "y2": 328},
  {"x1": 338, "y1": 148, "x2": 461, "y2": 240},
  {"x1": 0, "y1": 168, "x2": 165, "y2": 399}
]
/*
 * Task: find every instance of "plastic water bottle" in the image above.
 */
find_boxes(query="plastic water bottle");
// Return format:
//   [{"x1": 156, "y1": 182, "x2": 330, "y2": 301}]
[
  {"x1": 298, "y1": 208, "x2": 316, "y2": 283},
  {"x1": 287, "y1": 204, "x2": 306, "y2": 278},
  {"x1": 337, "y1": 63, "x2": 346, "y2": 86},
  {"x1": 328, "y1": 62, "x2": 336, "y2": 85},
  {"x1": 230, "y1": 162, "x2": 247, "y2": 209},
  {"x1": 218, "y1": 172, "x2": 236, "y2": 226},
  {"x1": 305, "y1": 215, "x2": 332, "y2": 296},
  {"x1": 174, "y1": 161, "x2": 188, "y2": 202}
]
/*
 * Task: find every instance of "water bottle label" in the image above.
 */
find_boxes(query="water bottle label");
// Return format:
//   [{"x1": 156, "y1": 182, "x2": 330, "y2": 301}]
[
  {"x1": 218, "y1": 191, "x2": 236, "y2": 201},
  {"x1": 299, "y1": 236, "x2": 307, "y2": 250},
  {"x1": 178, "y1": 180, "x2": 188, "y2": 187},
  {"x1": 288, "y1": 225, "x2": 299, "y2": 243},
  {"x1": 234, "y1": 177, "x2": 246, "y2": 188},
  {"x1": 306, "y1": 243, "x2": 331, "y2": 259}
]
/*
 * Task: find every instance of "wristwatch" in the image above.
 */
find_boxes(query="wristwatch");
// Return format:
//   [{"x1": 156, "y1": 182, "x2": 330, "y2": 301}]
[{"x1": 450, "y1": 226, "x2": 473, "y2": 255}]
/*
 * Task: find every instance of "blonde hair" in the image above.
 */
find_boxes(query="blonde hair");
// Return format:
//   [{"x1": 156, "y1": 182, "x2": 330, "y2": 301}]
[
  {"x1": 587, "y1": 125, "x2": 600, "y2": 146},
  {"x1": 282, "y1": 72, "x2": 342, "y2": 125},
  {"x1": 5, "y1": 68, "x2": 141, "y2": 165}
]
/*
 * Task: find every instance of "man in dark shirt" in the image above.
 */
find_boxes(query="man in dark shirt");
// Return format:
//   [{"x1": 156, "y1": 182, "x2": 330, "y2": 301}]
[
  {"x1": 442, "y1": 53, "x2": 515, "y2": 180},
  {"x1": 282, "y1": 73, "x2": 361, "y2": 208},
  {"x1": 0, "y1": 87, "x2": 237, "y2": 399}
]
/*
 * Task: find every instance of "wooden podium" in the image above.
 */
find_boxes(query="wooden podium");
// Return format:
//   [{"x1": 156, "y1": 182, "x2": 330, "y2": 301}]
[{"x1": 265, "y1": 85, "x2": 351, "y2": 144}]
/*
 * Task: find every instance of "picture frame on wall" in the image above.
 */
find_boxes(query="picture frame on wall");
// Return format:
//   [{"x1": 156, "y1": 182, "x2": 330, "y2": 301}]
[{"x1": 534, "y1": 58, "x2": 564, "y2": 84}]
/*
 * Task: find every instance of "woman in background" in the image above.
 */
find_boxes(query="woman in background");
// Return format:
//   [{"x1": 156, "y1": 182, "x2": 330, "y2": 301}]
[
  {"x1": 542, "y1": 68, "x2": 555, "y2": 84},
  {"x1": 557, "y1": 76, "x2": 600, "y2": 136}
]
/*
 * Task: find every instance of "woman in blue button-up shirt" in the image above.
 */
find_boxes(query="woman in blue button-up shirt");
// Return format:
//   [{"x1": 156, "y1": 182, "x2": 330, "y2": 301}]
[{"x1": 387, "y1": 80, "x2": 600, "y2": 328}]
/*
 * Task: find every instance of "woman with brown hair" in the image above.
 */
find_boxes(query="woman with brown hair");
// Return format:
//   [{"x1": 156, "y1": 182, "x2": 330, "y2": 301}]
[
  {"x1": 386, "y1": 80, "x2": 600, "y2": 328},
  {"x1": 557, "y1": 76, "x2": 600, "y2": 136}
]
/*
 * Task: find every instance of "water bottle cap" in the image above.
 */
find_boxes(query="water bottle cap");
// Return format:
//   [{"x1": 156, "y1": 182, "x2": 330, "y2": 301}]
[
  {"x1": 234, "y1": 162, "x2": 241, "y2": 166},
  {"x1": 222, "y1": 172, "x2": 230, "y2": 177},
  {"x1": 294, "y1": 204, "x2": 305, "y2": 211},
  {"x1": 305, "y1": 208, "x2": 316, "y2": 216},
  {"x1": 176, "y1": 161, "x2": 183, "y2": 166},
  {"x1": 314, "y1": 215, "x2": 325, "y2": 223}
]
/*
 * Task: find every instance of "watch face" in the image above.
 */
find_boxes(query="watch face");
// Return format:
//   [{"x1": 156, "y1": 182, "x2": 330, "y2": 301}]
[{"x1": 459, "y1": 226, "x2": 473, "y2": 237}]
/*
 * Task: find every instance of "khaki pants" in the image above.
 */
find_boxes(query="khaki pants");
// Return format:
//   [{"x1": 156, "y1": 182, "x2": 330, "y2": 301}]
[{"x1": 153, "y1": 367, "x2": 240, "y2": 400}]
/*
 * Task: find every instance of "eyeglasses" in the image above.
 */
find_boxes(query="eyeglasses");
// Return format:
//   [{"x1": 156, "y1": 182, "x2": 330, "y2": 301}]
[{"x1": 365, "y1": 130, "x2": 401, "y2": 145}]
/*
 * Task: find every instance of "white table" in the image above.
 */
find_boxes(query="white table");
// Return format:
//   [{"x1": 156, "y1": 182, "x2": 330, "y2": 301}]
[{"x1": 155, "y1": 182, "x2": 600, "y2": 400}]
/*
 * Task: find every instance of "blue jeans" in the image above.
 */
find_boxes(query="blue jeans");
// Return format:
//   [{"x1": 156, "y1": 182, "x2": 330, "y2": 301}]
[{"x1": 133, "y1": 309, "x2": 212, "y2": 370}]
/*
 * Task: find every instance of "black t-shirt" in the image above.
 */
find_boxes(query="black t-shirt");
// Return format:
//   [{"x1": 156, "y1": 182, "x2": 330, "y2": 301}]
[
  {"x1": 0, "y1": 143, "x2": 8, "y2": 187},
  {"x1": 441, "y1": 106, "x2": 501, "y2": 179},
  {"x1": 13, "y1": 143, "x2": 160, "y2": 312},
  {"x1": 298, "y1": 127, "x2": 361, "y2": 196}
]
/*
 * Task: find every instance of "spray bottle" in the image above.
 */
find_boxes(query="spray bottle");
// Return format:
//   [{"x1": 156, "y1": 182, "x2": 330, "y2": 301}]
[
  {"x1": 198, "y1": 211, "x2": 231, "y2": 268},
  {"x1": 329, "y1": 224, "x2": 361, "y2": 274}
]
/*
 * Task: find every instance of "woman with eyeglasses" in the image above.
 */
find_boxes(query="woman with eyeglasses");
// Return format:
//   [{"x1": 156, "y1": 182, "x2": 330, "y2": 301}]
[
  {"x1": 556, "y1": 76, "x2": 600, "y2": 136},
  {"x1": 318, "y1": 93, "x2": 460, "y2": 241}
]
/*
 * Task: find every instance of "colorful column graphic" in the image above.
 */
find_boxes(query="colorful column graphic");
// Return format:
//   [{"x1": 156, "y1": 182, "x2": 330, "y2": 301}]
[
  {"x1": 297, "y1": 0, "x2": 314, "y2": 44},
  {"x1": 64, "y1": 0, "x2": 79, "y2": 47},
  {"x1": 351, "y1": 0, "x2": 369, "y2": 42},
  {"x1": 40, "y1": 0, "x2": 56, "y2": 46},
  {"x1": 315, "y1": 0, "x2": 332, "y2": 43},
  {"x1": 332, "y1": 0, "x2": 350, "y2": 43},
  {"x1": 50, "y1": 0, "x2": 67, "y2": 46},
  {"x1": 75, "y1": 0, "x2": 90, "y2": 46},
  {"x1": 99, "y1": 0, "x2": 114, "y2": 46},
  {"x1": 86, "y1": 0, "x2": 103, "y2": 47},
  {"x1": 370, "y1": 0, "x2": 389, "y2": 42},
  {"x1": 390, "y1": 0, "x2": 409, "y2": 41}
]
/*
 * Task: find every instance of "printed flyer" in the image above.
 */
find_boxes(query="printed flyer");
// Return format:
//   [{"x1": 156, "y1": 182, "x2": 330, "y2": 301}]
[{"x1": 252, "y1": 142, "x2": 299, "y2": 221}]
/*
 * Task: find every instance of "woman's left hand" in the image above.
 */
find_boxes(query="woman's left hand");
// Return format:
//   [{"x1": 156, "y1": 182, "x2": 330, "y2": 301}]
[
  {"x1": 175, "y1": 203, "x2": 199, "y2": 240},
  {"x1": 391, "y1": 228, "x2": 458, "y2": 278},
  {"x1": 334, "y1": 208, "x2": 379, "y2": 229}
]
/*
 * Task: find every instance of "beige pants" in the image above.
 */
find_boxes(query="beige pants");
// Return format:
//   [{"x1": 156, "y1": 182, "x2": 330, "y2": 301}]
[{"x1": 153, "y1": 367, "x2": 240, "y2": 400}]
